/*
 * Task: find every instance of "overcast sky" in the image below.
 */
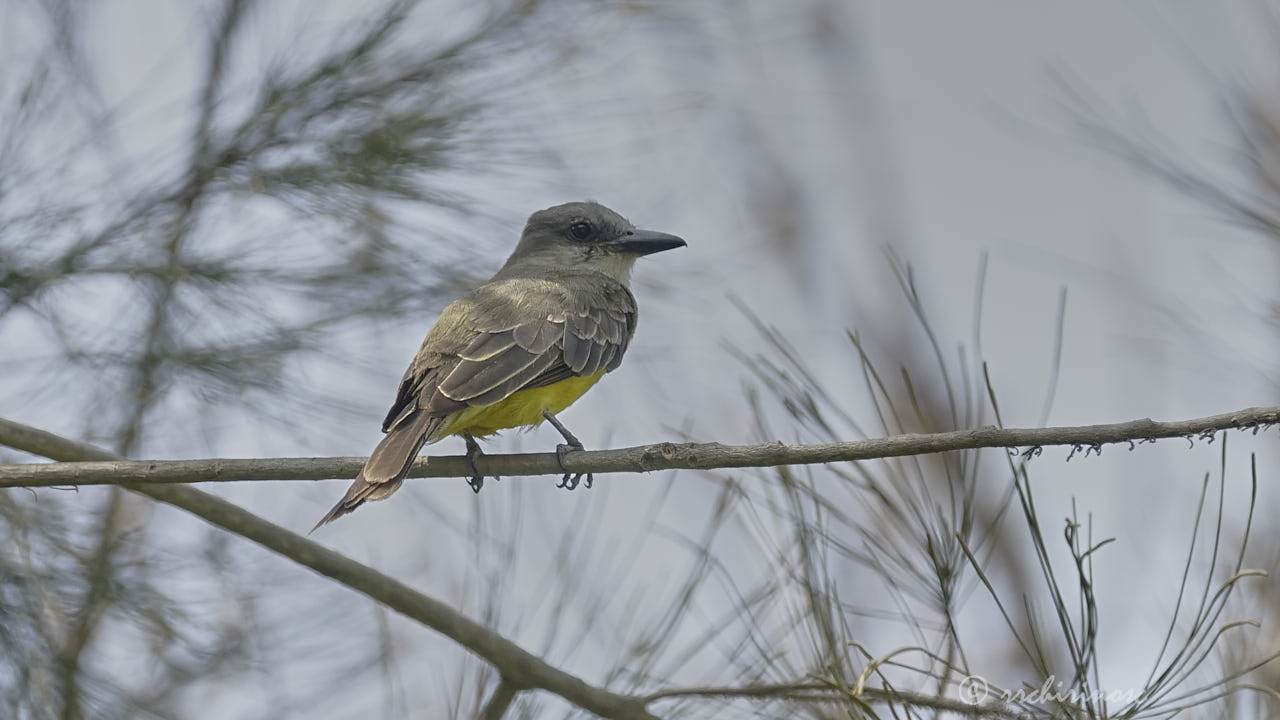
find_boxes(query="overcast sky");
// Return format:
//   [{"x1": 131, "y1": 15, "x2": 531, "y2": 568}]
[{"x1": 6, "y1": 1, "x2": 1280, "y2": 716}]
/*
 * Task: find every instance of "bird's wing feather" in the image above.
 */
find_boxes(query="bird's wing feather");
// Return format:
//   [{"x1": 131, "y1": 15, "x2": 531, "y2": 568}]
[{"x1": 430, "y1": 283, "x2": 637, "y2": 407}]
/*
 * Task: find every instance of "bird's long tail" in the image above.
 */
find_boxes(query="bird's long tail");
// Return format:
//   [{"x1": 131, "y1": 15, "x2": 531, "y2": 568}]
[{"x1": 309, "y1": 411, "x2": 437, "y2": 533}]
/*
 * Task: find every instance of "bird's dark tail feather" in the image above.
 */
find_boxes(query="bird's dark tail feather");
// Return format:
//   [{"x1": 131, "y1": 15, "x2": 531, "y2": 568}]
[{"x1": 309, "y1": 412, "x2": 436, "y2": 533}]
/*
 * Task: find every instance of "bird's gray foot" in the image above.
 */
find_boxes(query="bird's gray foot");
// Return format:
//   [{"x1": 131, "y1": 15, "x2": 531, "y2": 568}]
[
  {"x1": 542, "y1": 410, "x2": 593, "y2": 490},
  {"x1": 463, "y1": 433, "x2": 497, "y2": 493}
]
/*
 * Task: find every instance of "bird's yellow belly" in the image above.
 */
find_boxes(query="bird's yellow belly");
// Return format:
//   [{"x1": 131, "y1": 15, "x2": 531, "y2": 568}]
[{"x1": 437, "y1": 371, "x2": 606, "y2": 438}]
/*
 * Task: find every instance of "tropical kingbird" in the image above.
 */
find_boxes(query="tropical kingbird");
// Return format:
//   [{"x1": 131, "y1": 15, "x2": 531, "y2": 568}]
[{"x1": 311, "y1": 201, "x2": 685, "y2": 531}]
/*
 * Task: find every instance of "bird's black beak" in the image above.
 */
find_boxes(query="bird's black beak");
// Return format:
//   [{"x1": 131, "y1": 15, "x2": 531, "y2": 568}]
[{"x1": 613, "y1": 229, "x2": 686, "y2": 256}]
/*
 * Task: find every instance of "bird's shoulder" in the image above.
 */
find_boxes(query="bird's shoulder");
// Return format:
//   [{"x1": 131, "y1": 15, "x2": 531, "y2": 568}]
[
  {"x1": 450, "y1": 270, "x2": 635, "y2": 329},
  {"x1": 402, "y1": 272, "x2": 626, "y2": 367}
]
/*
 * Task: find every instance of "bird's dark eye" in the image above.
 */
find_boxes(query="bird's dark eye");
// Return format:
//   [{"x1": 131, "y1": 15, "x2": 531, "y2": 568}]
[{"x1": 568, "y1": 221, "x2": 593, "y2": 241}]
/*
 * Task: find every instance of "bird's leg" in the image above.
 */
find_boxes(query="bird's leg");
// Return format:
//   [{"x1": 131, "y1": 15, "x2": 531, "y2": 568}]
[
  {"x1": 541, "y1": 409, "x2": 593, "y2": 490},
  {"x1": 462, "y1": 432, "x2": 495, "y2": 493}
]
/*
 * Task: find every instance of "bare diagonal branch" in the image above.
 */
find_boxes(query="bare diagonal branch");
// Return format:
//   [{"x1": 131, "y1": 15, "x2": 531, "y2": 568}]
[
  {"x1": 0, "y1": 418, "x2": 658, "y2": 720},
  {"x1": 2, "y1": 405, "x2": 1277, "y2": 489}
]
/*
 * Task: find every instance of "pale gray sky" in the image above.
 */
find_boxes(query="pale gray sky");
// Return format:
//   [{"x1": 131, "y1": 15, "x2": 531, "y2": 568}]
[{"x1": 5, "y1": 1, "x2": 1279, "y2": 716}]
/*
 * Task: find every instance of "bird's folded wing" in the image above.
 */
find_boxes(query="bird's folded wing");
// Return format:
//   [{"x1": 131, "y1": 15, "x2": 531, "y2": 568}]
[
  {"x1": 430, "y1": 304, "x2": 634, "y2": 410},
  {"x1": 378, "y1": 281, "x2": 637, "y2": 435}
]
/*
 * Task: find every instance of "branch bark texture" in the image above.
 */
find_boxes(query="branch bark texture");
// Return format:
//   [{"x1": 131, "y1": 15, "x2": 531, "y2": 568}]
[{"x1": 3, "y1": 405, "x2": 1276, "y2": 489}]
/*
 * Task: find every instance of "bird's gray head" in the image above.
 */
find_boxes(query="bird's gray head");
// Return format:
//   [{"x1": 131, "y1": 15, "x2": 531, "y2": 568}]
[{"x1": 501, "y1": 201, "x2": 685, "y2": 283}]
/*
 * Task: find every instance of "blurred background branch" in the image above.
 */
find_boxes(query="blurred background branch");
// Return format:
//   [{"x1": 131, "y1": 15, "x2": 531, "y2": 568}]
[
  {"x1": 1, "y1": 0, "x2": 610, "y2": 717},
  {"x1": 0, "y1": 396, "x2": 663, "y2": 720}
]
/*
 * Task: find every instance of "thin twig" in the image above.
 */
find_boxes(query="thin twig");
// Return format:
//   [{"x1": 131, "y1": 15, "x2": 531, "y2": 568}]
[{"x1": 2, "y1": 405, "x2": 1278, "y2": 488}]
